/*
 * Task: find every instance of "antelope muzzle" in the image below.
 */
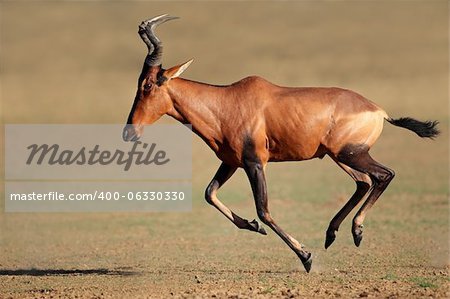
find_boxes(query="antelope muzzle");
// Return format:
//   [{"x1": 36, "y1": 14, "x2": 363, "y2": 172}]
[{"x1": 122, "y1": 124, "x2": 142, "y2": 142}]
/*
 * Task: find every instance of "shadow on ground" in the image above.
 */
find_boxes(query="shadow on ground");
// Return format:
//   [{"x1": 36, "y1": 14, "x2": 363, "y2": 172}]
[{"x1": 0, "y1": 268, "x2": 139, "y2": 276}]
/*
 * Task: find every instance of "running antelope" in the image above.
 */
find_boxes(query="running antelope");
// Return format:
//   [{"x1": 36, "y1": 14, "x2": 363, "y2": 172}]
[{"x1": 122, "y1": 15, "x2": 439, "y2": 272}]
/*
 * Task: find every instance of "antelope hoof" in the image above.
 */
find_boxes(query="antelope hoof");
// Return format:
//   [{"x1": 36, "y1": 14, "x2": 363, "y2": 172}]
[
  {"x1": 248, "y1": 219, "x2": 267, "y2": 235},
  {"x1": 300, "y1": 252, "x2": 313, "y2": 273},
  {"x1": 352, "y1": 224, "x2": 364, "y2": 247},
  {"x1": 324, "y1": 229, "x2": 336, "y2": 249}
]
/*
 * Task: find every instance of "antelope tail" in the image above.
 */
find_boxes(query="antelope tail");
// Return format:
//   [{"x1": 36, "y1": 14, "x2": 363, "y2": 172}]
[{"x1": 386, "y1": 117, "x2": 440, "y2": 139}]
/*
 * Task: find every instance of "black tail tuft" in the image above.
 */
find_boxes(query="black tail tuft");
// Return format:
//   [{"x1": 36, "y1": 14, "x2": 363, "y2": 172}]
[{"x1": 387, "y1": 117, "x2": 440, "y2": 139}]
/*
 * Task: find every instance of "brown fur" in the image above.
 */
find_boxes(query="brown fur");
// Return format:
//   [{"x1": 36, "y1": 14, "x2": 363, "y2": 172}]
[{"x1": 126, "y1": 69, "x2": 388, "y2": 167}]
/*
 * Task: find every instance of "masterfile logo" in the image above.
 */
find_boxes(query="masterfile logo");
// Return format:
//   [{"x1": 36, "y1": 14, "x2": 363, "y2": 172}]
[
  {"x1": 4, "y1": 124, "x2": 192, "y2": 212},
  {"x1": 26, "y1": 141, "x2": 170, "y2": 171}
]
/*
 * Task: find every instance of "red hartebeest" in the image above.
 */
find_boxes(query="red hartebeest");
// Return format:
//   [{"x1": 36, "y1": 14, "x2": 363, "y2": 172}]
[{"x1": 123, "y1": 15, "x2": 439, "y2": 272}]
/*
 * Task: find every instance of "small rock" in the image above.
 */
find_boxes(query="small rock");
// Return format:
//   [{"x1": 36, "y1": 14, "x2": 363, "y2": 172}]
[{"x1": 359, "y1": 291, "x2": 369, "y2": 297}]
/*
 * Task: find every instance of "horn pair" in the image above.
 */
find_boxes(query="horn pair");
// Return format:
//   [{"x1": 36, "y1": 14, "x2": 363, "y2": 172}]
[{"x1": 139, "y1": 14, "x2": 178, "y2": 66}]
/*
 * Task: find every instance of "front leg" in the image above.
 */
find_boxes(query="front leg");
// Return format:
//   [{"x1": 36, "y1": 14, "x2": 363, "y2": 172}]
[
  {"x1": 205, "y1": 162, "x2": 267, "y2": 235},
  {"x1": 243, "y1": 157, "x2": 313, "y2": 273}
]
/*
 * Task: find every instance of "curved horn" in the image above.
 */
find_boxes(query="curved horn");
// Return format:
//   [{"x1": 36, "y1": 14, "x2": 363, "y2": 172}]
[{"x1": 139, "y1": 14, "x2": 179, "y2": 66}]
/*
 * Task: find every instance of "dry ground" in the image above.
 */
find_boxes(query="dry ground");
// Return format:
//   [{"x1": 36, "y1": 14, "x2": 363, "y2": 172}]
[{"x1": 1, "y1": 1, "x2": 449, "y2": 298}]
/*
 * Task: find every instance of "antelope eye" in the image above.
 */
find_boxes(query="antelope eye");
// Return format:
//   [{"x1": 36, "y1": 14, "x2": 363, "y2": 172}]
[{"x1": 143, "y1": 83, "x2": 153, "y2": 91}]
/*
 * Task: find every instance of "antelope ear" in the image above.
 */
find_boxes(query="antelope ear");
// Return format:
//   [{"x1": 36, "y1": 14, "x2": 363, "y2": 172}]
[{"x1": 164, "y1": 59, "x2": 193, "y2": 80}]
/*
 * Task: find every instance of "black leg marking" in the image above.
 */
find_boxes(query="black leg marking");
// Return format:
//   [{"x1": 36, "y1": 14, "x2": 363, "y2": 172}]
[
  {"x1": 337, "y1": 144, "x2": 395, "y2": 247},
  {"x1": 325, "y1": 158, "x2": 372, "y2": 249},
  {"x1": 242, "y1": 155, "x2": 312, "y2": 272},
  {"x1": 205, "y1": 162, "x2": 266, "y2": 235}
]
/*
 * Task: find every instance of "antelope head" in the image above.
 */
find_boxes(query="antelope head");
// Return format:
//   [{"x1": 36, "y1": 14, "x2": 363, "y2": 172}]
[{"x1": 123, "y1": 14, "x2": 193, "y2": 141}]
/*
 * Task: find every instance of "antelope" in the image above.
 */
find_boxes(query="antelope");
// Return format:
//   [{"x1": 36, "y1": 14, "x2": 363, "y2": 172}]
[{"x1": 122, "y1": 15, "x2": 439, "y2": 272}]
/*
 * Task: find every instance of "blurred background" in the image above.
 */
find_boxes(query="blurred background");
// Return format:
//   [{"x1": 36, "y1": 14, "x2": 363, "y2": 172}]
[{"x1": 1, "y1": 1, "x2": 448, "y2": 298}]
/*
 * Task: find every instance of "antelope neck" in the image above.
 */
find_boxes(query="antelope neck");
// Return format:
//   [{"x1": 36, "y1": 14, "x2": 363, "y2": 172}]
[{"x1": 166, "y1": 78, "x2": 228, "y2": 152}]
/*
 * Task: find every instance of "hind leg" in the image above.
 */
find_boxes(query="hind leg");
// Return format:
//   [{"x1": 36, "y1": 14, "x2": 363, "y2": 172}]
[
  {"x1": 337, "y1": 145, "x2": 395, "y2": 247},
  {"x1": 325, "y1": 159, "x2": 372, "y2": 249}
]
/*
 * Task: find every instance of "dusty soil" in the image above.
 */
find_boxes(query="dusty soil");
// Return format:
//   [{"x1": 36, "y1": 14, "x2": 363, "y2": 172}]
[{"x1": 1, "y1": 1, "x2": 449, "y2": 298}]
